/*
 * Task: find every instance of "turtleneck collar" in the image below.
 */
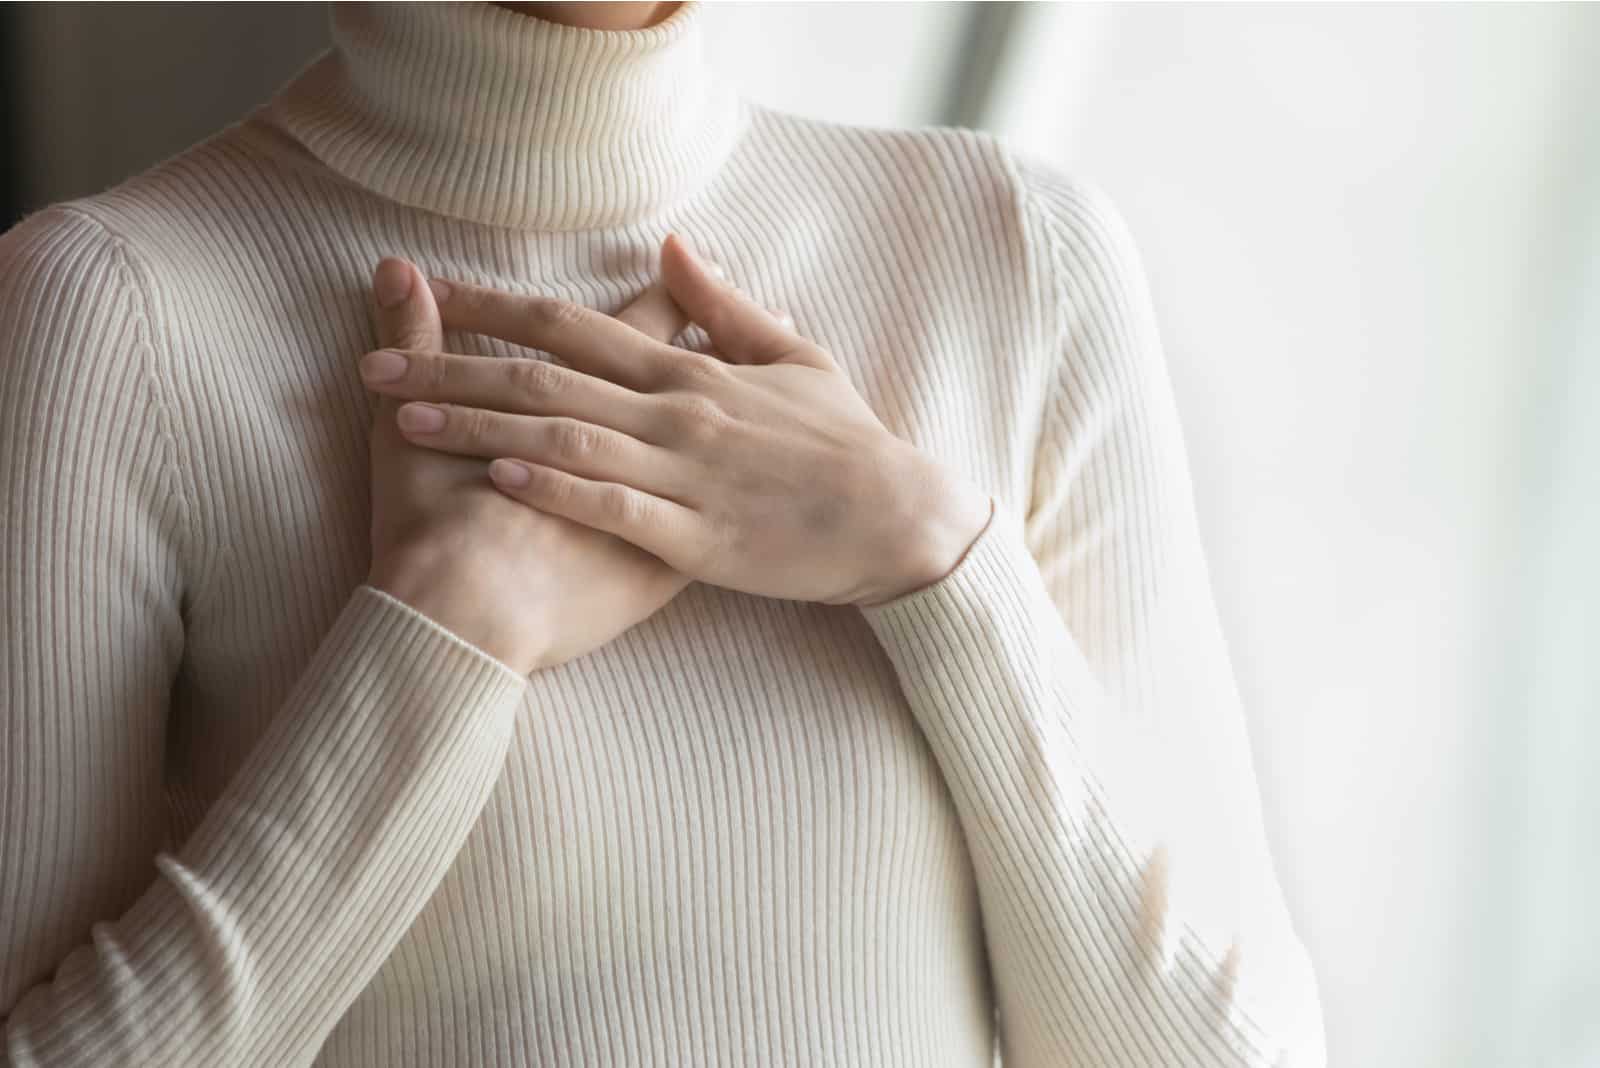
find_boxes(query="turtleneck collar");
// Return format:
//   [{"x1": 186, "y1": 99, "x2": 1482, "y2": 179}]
[{"x1": 263, "y1": 1, "x2": 748, "y2": 232}]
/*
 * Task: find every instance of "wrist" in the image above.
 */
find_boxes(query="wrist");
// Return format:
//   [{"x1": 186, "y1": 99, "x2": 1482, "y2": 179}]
[
  {"x1": 855, "y1": 450, "x2": 993, "y2": 607},
  {"x1": 369, "y1": 541, "x2": 543, "y2": 675}
]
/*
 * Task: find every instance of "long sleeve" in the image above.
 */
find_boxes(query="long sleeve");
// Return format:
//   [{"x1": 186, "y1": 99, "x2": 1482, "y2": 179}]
[
  {"x1": 859, "y1": 159, "x2": 1327, "y2": 1066},
  {"x1": 0, "y1": 207, "x2": 527, "y2": 1066}
]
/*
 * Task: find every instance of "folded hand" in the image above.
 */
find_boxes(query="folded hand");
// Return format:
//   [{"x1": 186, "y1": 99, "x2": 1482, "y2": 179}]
[{"x1": 359, "y1": 234, "x2": 992, "y2": 607}]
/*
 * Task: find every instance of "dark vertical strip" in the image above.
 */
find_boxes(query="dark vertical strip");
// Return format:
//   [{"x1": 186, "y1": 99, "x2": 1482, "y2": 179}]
[
  {"x1": 0, "y1": 5, "x2": 21, "y2": 230},
  {"x1": 939, "y1": 1, "x2": 1026, "y2": 131}
]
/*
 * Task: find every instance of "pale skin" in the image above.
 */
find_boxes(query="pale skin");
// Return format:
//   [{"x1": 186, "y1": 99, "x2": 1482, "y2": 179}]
[
  {"x1": 491, "y1": 2, "x2": 681, "y2": 31},
  {"x1": 366, "y1": 4, "x2": 994, "y2": 674}
]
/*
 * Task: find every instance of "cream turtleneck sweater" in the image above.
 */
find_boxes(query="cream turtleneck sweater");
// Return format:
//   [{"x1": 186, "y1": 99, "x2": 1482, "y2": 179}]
[{"x1": 0, "y1": 3, "x2": 1326, "y2": 1065}]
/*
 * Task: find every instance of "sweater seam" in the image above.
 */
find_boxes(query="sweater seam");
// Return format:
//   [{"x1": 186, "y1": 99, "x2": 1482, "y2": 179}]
[
  {"x1": 994, "y1": 145, "x2": 1072, "y2": 533},
  {"x1": 55, "y1": 204, "x2": 208, "y2": 608}
]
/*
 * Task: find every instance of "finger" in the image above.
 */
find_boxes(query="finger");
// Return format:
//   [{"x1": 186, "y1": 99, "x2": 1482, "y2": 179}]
[
  {"x1": 613, "y1": 280, "x2": 690, "y2": 346},
  {"x1": 487, "y1": 459, "x2": 701, "y2": 568},
  {"x1": 373, "y1": 257, "x2": 442, "y2": 352},
  {"x1": 394, "y1": 403, "x2": 687, "y2": 498},
  {"x1": 359, "y1": 348, "x2": 659, "y2": 440},
  {"x1": 658, "y1": 233, "x2": 824, "y2": 368},
  {"x1": 429, "y1": 276, "x2": 687, "y2": 392},
  {"x1": 369, "y1": 256, "x2": 443, "y2": 449}
]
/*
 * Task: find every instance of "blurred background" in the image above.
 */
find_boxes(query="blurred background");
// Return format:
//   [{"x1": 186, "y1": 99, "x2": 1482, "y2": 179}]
[{"x1": 4, "y1": 3, "x2": 1596, "y2": 1065}]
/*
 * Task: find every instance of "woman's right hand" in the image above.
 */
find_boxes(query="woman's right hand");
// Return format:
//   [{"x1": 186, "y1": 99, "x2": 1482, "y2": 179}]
[{"x1": 362, "y1": 257, "x2": 692, "y2": 675}]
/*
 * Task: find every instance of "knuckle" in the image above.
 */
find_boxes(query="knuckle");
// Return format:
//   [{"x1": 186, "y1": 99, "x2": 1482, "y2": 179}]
[
  {"x1": 529, "y1": 296, "x2": 588, "y2": 332},
  {"x1": 684, "y1": 520, "x2": 723, "y2": 574},
  {"x1": 505, "y1": 357, "x2": 562, "y2": 402},
  {"x1": 548, "y1": 418, "x2": 603, "y2": 460},
  {"x1": 598, "y1": 484, "x2": 642, "y2": 525},
  {"x1": 422, "y1": 352, "x2": 451, "y2": 392},
  {"x1": 662, "y1": 395, "x2": 725, "y2": 442},
  {"x1": 393, "y1": 328, "x2": 425, "y2": 351},
  {"x1": 668, "y1": 510, "x2": 722, "y2": 575},
  {"x1": 454, "y1": 282, "x2": 489, "y2": 314},
  {"x1": 661, "y1": 349, "x2": 722, "y2": 389},
  {"x1": 460, "y1": 405, "x2": 494, "y2": 447},
  {"x1": 443, "y1": 283, "x2": 485, "y2": 323}
]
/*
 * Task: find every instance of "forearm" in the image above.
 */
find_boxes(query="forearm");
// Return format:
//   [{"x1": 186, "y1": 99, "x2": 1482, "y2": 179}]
[
  {"x1": 4, "y1": 588, "x2": 524, "y2": 1067},
  {"x1": 860, "y1": 504, "x2": 1326, "y2": 1068}
]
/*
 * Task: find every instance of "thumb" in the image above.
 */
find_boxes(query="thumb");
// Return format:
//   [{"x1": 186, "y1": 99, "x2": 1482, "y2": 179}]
[
  {"x1": 659, "y1": 233, "x2": 822, "y2": 368},
  {"x1": 367, "y1": 257, "x2": 442, "y2": 449},
  {"x1": 371, "y1": 256, "x2": 442, "y2": 352}
]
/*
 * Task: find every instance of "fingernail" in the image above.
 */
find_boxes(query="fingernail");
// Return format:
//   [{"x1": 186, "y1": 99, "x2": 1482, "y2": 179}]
[
  {"x1": 489, "y1": 458, "x2": 530, "y2": 487},
  {"x1": 707, "y1": 261, "x2": 726, "y2": 279},
  {"x1": 397, "y1": 402, "x2": 445, "y2": 433},
  {"x1": 427, "y1": 277, "x2": 452, "y2": 303},
  {"x1": 360, "y1": 349, "x2": 408, "y2": 383},
  {"x1": 374, "y1": 258, "x2": 412, "y2": 308},
  {"x1": 773, "y1": 309, "x2": 794, "y2": 328}
]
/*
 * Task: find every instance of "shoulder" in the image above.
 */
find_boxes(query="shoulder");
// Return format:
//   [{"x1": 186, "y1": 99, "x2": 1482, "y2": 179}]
[
  {"x1": 0, "y1": 119, "x2": 232, "y2": 286},
  {"x1": 1002, "y1": 149, "x2": 1155, "y2": 333},
  {"x1": 0, "y1": 115, "x2": 290, "y2": 385},
  {"x1": 744, "y1": 106, "x2": 1015, "y2": 196},
  {"x1": 745, "y1": 105, "x2": 1135, "y2": 254},
  {"x1": 0, "y1": 201, "x2": 126, "y2": 293},
  {"x1": 1003, "y1": 146, "x2": 1134, "y2": 245},
  {"x1": 741, "y1": 106, "x2": 1146, "y2": 335},
  {"x1": 740, "y1": 106, "x2": 1030, "y2": 244},
  {"x1": 2, "y1": 114, "x2": 299, "y2": 303},
  {"x1": 0, "y1": 203, "x2": 146, "y2": 376},
  {"x1": 0, "y1": 143, "x2": 210, "y2": 421}
]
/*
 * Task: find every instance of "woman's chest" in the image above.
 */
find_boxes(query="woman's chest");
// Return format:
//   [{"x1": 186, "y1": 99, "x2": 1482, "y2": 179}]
[
  {"x1": 166, "y1": 511, "x2": 986, "y2": 1025},
  {"x1": 155, "y1": 262, "x2": 999, "y2": 1060},
  {"x1": 165, "y1": 444, "x2": 966, "y2": 864},
  {"x1": 160, "y1": 245, "x2": 1027, "y2": 839},
  {"x1": 168, "y1": 502, "x2": 989, "y2": 1062}
]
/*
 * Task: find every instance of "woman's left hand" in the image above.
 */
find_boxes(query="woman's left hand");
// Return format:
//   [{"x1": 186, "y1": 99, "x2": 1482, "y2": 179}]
[{"x1": 359, "y1": 234, "x2": 993, "y2": 607}]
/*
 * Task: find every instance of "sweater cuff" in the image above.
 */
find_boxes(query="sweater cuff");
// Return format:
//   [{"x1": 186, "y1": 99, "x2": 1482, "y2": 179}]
[
  {"x1": 859, "y1": 499, "x2": 1063, "y2": 661},
  {"x1": 857, "y1": 497, "x2": 1111, "y2": 734},
  {"x1": 177, "y1": 582, "x2": 528, "y2": 876},
  {"x1": 353, "y1": 584, "x2": 529, "y2": 687},
  {"x1": 295, "y1": 584, "x2": 529, "y2": 706}
]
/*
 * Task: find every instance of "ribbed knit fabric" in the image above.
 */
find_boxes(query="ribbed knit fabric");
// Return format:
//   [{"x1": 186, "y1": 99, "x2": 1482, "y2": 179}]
[{"x1": 0, "y1": 3, "x2": 1326, "y2": 1066}]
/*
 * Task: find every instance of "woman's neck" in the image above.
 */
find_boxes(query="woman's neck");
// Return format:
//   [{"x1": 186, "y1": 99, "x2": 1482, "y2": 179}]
[{"x1": 262, "y1": 1, "x2": 746, "y2": 232}]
